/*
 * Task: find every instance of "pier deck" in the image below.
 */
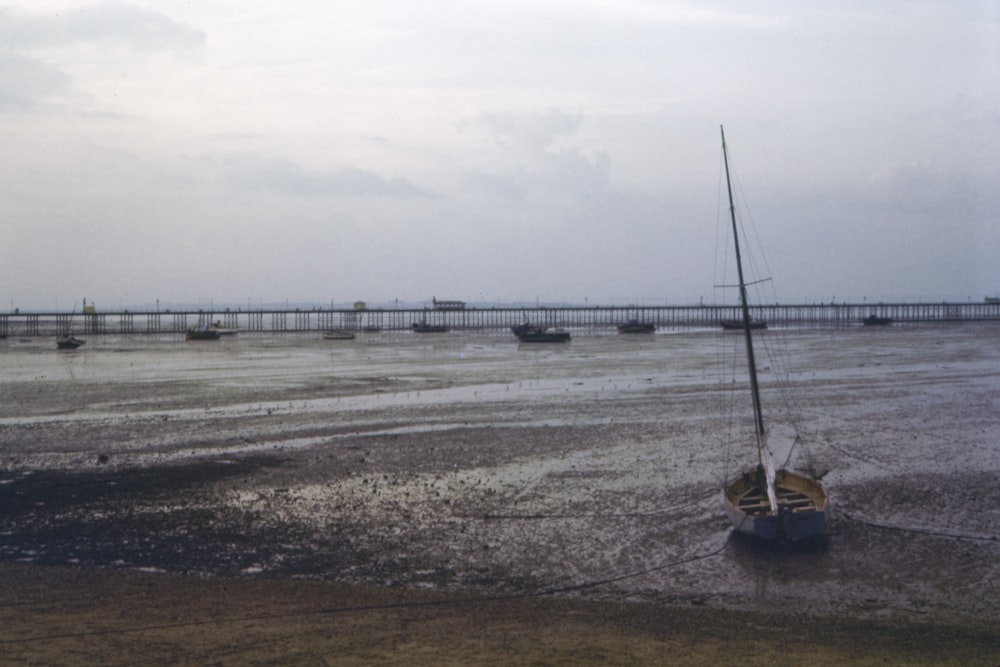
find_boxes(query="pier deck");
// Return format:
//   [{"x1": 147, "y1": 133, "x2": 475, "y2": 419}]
[{"x1": 1, "y1": 302, "x2": 998, "y2": 337}]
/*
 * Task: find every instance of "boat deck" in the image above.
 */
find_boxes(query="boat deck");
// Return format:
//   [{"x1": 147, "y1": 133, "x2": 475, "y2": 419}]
[{"x1": 735, "y1": 485, "x2": 820, "y2": 516}]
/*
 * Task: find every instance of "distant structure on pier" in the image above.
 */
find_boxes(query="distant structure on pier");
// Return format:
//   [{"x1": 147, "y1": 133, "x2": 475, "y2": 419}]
[{"x1": 432, "y1": 297, "x2": 465, "y2": 311}]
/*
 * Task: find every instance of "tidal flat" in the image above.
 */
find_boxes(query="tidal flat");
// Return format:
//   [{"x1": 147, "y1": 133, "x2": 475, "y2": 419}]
[{"x1": 2, "y1": 325, "x2": 998, "y2": 664}]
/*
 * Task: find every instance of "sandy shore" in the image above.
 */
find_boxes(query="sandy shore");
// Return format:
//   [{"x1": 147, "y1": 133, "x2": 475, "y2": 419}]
[
  {"x1": 2, "y1": 326, "x2": 999, "y2": 663},
  {"x1": 2, "y1": 561, "x2": 997, "y2": 666}
]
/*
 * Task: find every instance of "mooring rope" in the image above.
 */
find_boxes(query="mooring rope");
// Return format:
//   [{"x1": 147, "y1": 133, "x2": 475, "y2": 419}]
[{"x1": 836, "y1": 510, "x2": 998, "y2": 543}]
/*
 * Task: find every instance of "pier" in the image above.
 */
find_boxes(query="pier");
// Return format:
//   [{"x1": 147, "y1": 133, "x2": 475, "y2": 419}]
[{"x1": 1, "y1": 301, "x2": 998, "y2": 338}]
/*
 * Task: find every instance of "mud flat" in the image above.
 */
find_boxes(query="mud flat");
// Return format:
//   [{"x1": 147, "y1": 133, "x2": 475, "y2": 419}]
[{"x1": 1, "y1": 325, "x2": 999, "y2": 664}]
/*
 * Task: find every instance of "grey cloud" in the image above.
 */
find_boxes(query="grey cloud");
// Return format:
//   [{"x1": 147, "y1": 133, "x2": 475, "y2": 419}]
[
  {"x1": 0, "y1": 1, "x2": 204, "y2": 51},
  {"x1": 462, "y1": 149, "x2": 611, "y2": 203},
  {"x1": 224, "y1": 157, "x2": 435, "y2": 199},
  {"x1": 461, "y1": 109, "x2": 583, "y2": 150},
  {"x1": 866, "y1": 160, "x2": 996, "y2": 219},
  {"x1": 459, "y1": 109, "x2": 610, "y2": 202},
  {"x1": 0, "y1": 53, "x2": 72, "y2": 108}
]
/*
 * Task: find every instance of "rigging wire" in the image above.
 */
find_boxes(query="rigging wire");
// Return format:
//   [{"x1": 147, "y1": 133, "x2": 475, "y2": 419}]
[{"x1": 714, "y1": 138, "x2": 821, "y2": 475}]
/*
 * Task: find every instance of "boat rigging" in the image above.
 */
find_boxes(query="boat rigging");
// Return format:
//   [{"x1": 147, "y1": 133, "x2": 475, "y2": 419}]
[{"x1": 718, "y1": 125, "x2": 830, "y2": 543}]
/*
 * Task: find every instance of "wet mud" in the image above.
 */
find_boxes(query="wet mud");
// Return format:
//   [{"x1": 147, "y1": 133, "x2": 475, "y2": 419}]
[{"x1": 2, "y1": 325, "x2": 999, "y2": 639}]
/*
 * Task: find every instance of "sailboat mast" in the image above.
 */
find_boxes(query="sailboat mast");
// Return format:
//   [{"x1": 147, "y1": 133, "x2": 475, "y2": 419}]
[{"x1": 721, "y1": 126, "x2": 766, "y2": 444}]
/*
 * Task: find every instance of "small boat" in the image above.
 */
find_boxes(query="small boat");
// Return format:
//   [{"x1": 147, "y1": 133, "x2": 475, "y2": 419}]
[
  {"x1": 56, "y1": 335, "x2": 85, "y2": 350},
  {"x1": 186, "y1": 322, "x2": 221, "y2": 340},
  {"x1": 412, "y1": 321, "x2": 448, "y2": 333},
  {"x1": 718, "y1": 126, "x2": 829, "y2": 543},
  {"x1": 362, "y1": 326, "x2": 382, "y2": 333},
  {"x1": 511, "y1": 321, "x2": 571, "y2": 343},
  {"x1": 617, "y1": 319, "x2": 655, "y2": 334},
  {"x1": 721, "y1": 319, "x2": 766, "y2": 330},
  {"x1": 322, "y1": 330, "x2": 355, "y2": 340},
  {"x1": 863, "y1": 314, "x2": 893, "y2": 326}
]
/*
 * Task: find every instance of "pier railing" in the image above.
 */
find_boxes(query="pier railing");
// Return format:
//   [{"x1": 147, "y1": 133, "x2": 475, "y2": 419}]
[{"x1": 1, "y1": 302, "x2": 998, "y2": 337}]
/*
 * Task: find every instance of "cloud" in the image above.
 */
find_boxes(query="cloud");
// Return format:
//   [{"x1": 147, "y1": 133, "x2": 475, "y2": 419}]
[
  {"x1": 220, "y1": 156, "x2": 435, "y2": 199},
  {"x1": 457, "y1": 109, "x2": 611, "y2": 202},
  {"x1": 0, "y1": 3, "x2": 204, "y2": 113},
  {"x1": 866, "y1": 160, "x2": 996, "y2": 220},
  {"x1": 0, "y1": 52, "x2": 72, "y2": 108},
  {"x1": 0, "y1": 1, "x2": 204, "y2": 51},
  {"x1": 462, "y1": 109, "x2": 583, "y2": 151}
]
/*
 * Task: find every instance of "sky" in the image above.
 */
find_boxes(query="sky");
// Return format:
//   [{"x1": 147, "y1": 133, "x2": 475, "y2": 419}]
[{"x1": 1, "y1": 1, "x2": 998, "y2": 310}]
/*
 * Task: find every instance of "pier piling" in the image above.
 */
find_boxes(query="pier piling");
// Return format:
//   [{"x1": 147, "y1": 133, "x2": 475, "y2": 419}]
[{"x1": 0, "y1": 301, "x2": 997, "y2": 338}]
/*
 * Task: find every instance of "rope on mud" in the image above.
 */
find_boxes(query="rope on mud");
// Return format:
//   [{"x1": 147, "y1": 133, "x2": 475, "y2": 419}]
[
  {"x1": 520, "y1": 533, "x2": 733, "y2": 597},
  {"x1": 837, "y1": 510, "x2": 999, "y2": 543},
  {"x1": 478, "y1": 509, "x2": 675, "y2": 519},
  {"x1": 0, "y1": 536, "x2": 735, "y2": 646}
]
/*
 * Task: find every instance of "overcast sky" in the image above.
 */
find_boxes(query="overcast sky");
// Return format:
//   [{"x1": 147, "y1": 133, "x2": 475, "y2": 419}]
[{"x1": 2, "y1": 1, "x2": 997, "y2": 310}]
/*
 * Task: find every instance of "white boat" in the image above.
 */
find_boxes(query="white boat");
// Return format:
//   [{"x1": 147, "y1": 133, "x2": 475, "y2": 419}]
[{"x1": 718, "y1": 126, "x2": 829, "y2": 542}]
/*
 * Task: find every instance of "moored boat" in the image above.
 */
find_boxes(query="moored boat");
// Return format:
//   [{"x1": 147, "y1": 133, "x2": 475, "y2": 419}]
[
  {"x1": 723, "y1": 467, "x2": 829, "y2": 542},
  {"x1": 617, "y1": 319, "x2": 655, "y2": 333},
  {"x1": 721, "y1": 319, "x2": 766, "y2": 330},
  {"x1": 412, "y1": 320, "x2": 448, "y2": 333},
  {"x1": 186, "y1": 322, "x2": 221, "y2": 340},
  {"x1": 511, "y1": 321, "x2": 571, "y2": 343},
  {"x1": 718, "y1": 126, "x2": 829, "y2": 543},
  {"x1": 56, "y1": 335, "x2": 85, "y2": 350},
  {"x1": 863, "y1": 314, "x2": 893, "y2": 326},
  {"x1": 322, "y1": 330, "x2": 355, "y2": 340}
]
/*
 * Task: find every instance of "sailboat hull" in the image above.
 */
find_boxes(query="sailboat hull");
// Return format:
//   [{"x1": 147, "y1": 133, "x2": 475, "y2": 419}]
[{"x1": 724, "y1": 467, "x2": 829, "y2": 542}]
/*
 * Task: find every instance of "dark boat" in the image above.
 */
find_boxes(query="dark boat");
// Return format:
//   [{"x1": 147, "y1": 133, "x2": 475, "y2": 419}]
[
  {"x1": 721, "y1": 319, "x2": 766, "y2": 330},
  {"x1": 617, "y1": 319, "x2": 655, "y2": 333},
  {"x1": 718, "y1": 126, "x2": 829, "y2": 543},
  {"x1": 511, "y1": 321, "x2": 571, "y2": 343},
  {"x1": 322, "y1": 330, "x2": 355, "y2": 340},
  {"x1": 412, "y1": 320, "x2": 448, "y2": 333},
  {"x1": 56, "y1": 335, "x2": 85, "y2": 350},
  {"x1": 186, "y1": 322, "x2": 221, "y2": 340},
  {"x1": 863, "y1": 314, "x2": 893, "y2": 326}
]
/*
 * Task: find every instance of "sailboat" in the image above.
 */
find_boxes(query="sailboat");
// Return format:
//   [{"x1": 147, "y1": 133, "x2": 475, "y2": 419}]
[
  {"x1": 56, "y1": 301, "x2": 85, "y2": 349},
  {"x1": 186, "y1": 319, "x2": 221, "y2": 341},
  {"x1": 56, "y1": 334, "x2": 85, "y2": 350},
  {"x1": 718, "y1": 126, "x2": 829, "y2": 542}
]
